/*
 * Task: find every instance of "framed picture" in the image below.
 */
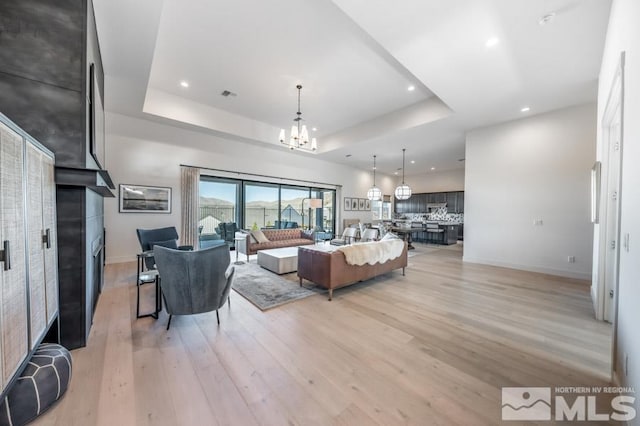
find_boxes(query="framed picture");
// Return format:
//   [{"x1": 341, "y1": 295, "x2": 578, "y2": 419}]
[
  {"x1": 591, "y1": 161, "x2": 601, "y2": 223},
  {"x1": 344, "y1": 197, "x2": 352, "y2": 211},
  {"x1": 358, "y1": 198, "x2": 366, "y2": 210},
  {"x1": 365, "y1": 199, "x2": 371, "y2": 210},
  {"x1": 119, "y1": 184, "x2": 172, "y2": 213},
  {"x1": 352, "y1": 199, "x2": 358, "y2": 210},
  {"x1": 89, "y1": 63, "x2": 106, "y2": 169}
]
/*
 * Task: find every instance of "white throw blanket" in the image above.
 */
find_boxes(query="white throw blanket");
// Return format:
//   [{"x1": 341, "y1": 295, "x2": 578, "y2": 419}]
[{"x1": 337, "y1": 239, "x2": 405, "y2": 266}]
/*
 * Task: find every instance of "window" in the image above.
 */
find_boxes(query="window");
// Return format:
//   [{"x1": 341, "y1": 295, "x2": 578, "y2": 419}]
[{"x1": 372, "y1": 194, "x2": 392, "y2": 221}]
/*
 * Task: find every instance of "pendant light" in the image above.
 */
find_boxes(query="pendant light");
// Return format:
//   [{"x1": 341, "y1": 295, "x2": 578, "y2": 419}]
[
  {"x1": 394, "y1": 148, "x2": 412, "y2": 200},
  {"x1": 278, "y1": 84, "x2": 317, "y2": 152},
  {"x1": 366, "y1": 154, "x2": 382, "y2": 201}
]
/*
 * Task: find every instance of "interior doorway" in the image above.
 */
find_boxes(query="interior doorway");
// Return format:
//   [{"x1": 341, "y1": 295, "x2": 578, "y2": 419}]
[{"x1": 595, "y1": 52, "x2": 625, "y2": 383}]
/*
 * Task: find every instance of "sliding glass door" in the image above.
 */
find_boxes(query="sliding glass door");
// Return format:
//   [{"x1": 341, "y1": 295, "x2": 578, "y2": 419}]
[
  {"x1": 244, "y1": 183, "x2": 279, "y2": 230},
  {"x1": 200, "y1": 175, "x2": 336, "y2": 236},
  {"x1": 199, "y1": 178, "x2": 240, "y2": 247},
  {"x1": 281, "y1": 186, "x2": 310, "y2": 228}
]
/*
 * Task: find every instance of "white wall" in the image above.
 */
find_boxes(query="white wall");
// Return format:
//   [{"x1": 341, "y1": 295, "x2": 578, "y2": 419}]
[
  {"x1": 407, "y1": 168, "x2": 465, "y2": 193},
  {"x1": 597, "y1": 0, "x2": 640, "y2": 391},
  {"x1": 104, "y1": 112, "x2": 395, "y2": 263},
  {"x1": 463, "y1": 103, "x2": 596, "y2": 280}
]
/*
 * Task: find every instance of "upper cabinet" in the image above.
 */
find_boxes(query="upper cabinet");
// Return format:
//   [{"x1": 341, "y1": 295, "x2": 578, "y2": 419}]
[
  {"x1": 446, "y1": 192, "x2": 458, "y2": 212},
  {"x1": 394, "y1": 191, "x2": 465, "y2": 214}
]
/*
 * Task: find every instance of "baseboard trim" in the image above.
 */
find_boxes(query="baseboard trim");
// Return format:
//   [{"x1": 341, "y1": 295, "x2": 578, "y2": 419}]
[{"x1": 462, "y1": 256, "x2": 591, "y2": 281}]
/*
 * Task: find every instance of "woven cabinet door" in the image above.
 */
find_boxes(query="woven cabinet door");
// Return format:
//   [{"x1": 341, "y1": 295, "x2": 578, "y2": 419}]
[
  {"x1": 0, "y1": 122, "x2": 29, "y2": 391},
  {"x1": 26, "y1": 143, "x2": 47, "y2": 350},
  {"x1": 41, "y1": 153, "x2": 58, "y2": 324}
]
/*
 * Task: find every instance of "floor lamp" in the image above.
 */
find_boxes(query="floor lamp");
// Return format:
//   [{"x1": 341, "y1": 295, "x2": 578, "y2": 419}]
[{"x1": 301, "y1": 198, "x2": 323, "y2": 230}]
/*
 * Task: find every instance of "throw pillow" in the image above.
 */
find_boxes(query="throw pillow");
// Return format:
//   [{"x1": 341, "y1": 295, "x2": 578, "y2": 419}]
[
  {"x1": 150, "y1": 239, "x2": 178, "y2": 250},
  {"x1": 251, "y1": 230, "x2": 270, "y2": 243},
  {"x1": 240, "y1": 230, "x2": 257, "y2": 244},
  {"x1": 381, "y1": 232, "x2": 400, "y2": 241}
]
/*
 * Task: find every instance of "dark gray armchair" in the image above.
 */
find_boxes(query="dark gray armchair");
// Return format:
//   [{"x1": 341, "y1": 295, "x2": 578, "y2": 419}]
[
  {"x1": 154, "y1": 244, "x2": 234, "y2": 330},
  {"x1": 136, "y1": 226, "x2": 193, "y2": 270}
]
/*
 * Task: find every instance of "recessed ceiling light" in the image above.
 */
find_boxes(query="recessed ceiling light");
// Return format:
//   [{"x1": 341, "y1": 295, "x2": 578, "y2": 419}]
[
  {"x1": 394, "y1": 171, "x2": 399, "y2": 175},
  {"x1": 180, "y1": 80, "x2": 189, "y2": 88},
  {"x1": 431, "y1": 167, "x2": 435, "y2": 171},
  {"x1": 521, "y1": 106, "x2": 531, "y2": 112},
  {"x1": 407, "y1": 85, "x2": 415, "y2": 92},
  {"x1": 312, "y1": 127, "x2": 317, "y2": 132},
  {"x1": 410, "y1": 160, "x2": 415, "y2": 164},
  {"x1": 485, "y1": 37, "x2": 500, "y2": 48},
  {"x1": 539, "y1": 12, "x2": 556, "y2": 26}
]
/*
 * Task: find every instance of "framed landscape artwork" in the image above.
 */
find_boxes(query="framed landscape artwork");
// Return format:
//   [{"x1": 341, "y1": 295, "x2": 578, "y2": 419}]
[
  {"x1": 358, "y1": 198, "x2": 366, "y2": 210},
  {"x1": 119, "y1": 184, "x2": 172, "y2": 213},
  {"x1": 344, "y1": 197, "x2": 352, "y2": 211}
]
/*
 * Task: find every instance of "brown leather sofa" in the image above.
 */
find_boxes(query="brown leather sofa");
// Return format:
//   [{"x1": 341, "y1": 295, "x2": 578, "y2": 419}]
[
  {"x1": 237, "y1": 228, "x2": 314, "y2": 261},
  {"x1": 297, "y1": 241, "x2": 408, "y2": 300}
]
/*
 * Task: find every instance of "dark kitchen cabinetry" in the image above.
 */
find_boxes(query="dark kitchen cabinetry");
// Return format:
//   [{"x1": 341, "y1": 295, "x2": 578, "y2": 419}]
[
  {"x1": 415, "y1": 193, "x2": 427, "y2": 212},
  {"x1": 394, "y1": 191, "x2": 464, "y2": 214},
  {"x1": 427, "y1": 192, "x2": 446, "y2": 204},
  {"x1": 395, "y1": 198, "x2": 408, "y2": 214},
  {"x1": 456, "y1": 192, "x2": 464, "y2": 214},
  {"x1": 446, "y1": 192, "x2": 458, "y2": 212}
]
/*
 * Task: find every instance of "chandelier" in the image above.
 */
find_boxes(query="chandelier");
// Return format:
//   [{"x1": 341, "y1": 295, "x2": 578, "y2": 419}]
[
  {"x1": 394, "y1": 148, "x2": 412, "y2": 200},
  {"x1": 367, "y1": 154, "x2": 382, "y2": 201},
  {"x1": 279, "y1": 84, "x2": 317, "y2": 152}
]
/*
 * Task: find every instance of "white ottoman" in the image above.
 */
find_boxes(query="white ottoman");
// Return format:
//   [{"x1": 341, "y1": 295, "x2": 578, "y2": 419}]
[{"x1": 257, "y1": 246, "x2": 299, "y2": 274}]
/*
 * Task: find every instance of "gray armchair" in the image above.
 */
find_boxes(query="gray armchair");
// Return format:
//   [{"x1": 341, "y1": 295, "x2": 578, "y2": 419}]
[
  {"x1": 330, "y1": 227, "x2": 359, "y2": 246},
  {"x1": 154, "y1": 244, "x2": 234, "y2": 330},
  {"x1": 360, "y1": 228, "x2": 379, "y2": 242},
  {"x1": 136, "y1": 226, "x2": 193, "y2": 270}
]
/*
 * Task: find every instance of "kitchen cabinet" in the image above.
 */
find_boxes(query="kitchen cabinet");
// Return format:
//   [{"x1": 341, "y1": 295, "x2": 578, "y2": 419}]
[
  {"x1": 457, "y1": 191, "x2": 464, "y2": 213},
  {"x1": 394, "y1": 191, "x2": 464, "y2": 214},
  {"x1": 433, "y1": 193, "x2": 446, "y2": 203},
  {"x1": 446, "y1": 192, "x2": 457, "y2": 212}
]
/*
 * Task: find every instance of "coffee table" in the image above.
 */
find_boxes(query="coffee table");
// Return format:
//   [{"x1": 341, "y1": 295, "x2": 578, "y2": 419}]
[{"x1": 257, "y1": 246, "x2": 300, "y2": 274}]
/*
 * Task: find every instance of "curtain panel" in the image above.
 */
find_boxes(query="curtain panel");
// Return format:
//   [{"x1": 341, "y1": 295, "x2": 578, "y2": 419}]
[{"x1": 180, "y1": 166, "x2": 200, "y2": 248}]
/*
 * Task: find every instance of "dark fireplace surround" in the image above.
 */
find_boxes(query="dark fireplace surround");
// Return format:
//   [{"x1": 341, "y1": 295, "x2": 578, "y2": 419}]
[{"x1": 0, "y1": 0, "x2": 115, "y2": 349}]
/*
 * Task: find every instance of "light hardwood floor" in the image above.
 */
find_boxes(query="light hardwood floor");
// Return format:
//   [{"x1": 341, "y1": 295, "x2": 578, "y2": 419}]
[{"x1": 33, "y1": 243, "x2": 613, "y2": 425}]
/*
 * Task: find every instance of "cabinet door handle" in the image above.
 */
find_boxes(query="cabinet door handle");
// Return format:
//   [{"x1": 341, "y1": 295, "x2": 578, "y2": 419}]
[
  {"x1": 42, "y1": 228, "x2": 51, "y2": 249},
  {"x1": 0, "y1": 240, "x2": 10, "y2": 271}
]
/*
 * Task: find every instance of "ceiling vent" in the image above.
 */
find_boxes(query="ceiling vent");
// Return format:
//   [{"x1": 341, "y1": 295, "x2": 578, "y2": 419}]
[{"x1": 220, "y1": 90, "x2": 237, "y2": 97}]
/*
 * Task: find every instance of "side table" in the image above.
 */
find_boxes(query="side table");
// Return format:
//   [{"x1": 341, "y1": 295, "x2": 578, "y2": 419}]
[
  {"x1": 136, "y1": 251, "x2": 161, "y2": 319},
  {"x1": 233, "y1": 237, "x2": 245, "y2": 265}
]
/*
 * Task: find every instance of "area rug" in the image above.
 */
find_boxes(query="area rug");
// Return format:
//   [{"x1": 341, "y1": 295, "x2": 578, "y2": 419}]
[{"x1": 231, "y1": 263, "x2": 319, "y2": 311}]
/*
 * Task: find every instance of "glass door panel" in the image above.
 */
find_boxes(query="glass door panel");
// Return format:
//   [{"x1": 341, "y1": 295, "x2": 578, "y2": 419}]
[
  {"x1": 280, "y1": 186, "x2": 310, "y2": 229},
  {"x1": 199, "y1": 178, "x2": 239, "y2": 248},
  {"x1": 244, "y1": 183, "x2": 279, "y2": 230}
]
